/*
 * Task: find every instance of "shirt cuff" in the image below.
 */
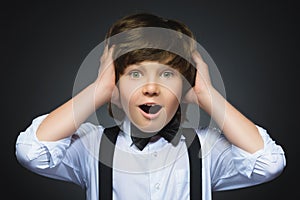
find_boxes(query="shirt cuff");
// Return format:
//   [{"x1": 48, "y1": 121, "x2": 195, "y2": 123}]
[{"x1": 231, "y1": 125, "x2": 274, "y2": 178}]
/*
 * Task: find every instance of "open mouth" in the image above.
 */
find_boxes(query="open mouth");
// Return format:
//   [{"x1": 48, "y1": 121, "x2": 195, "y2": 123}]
[{"x1": 139, "y1": 104, "x2": 162, "y2": 114}]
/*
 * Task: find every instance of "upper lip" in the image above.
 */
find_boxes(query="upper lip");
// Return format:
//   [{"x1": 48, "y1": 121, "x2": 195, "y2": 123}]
[
  {"x1": 138, "y1": 102, "x2": 162, "y2": 107},
  {"x1": 141, "y1": 102, "x2": 159, "y2": 106},
  {"x1": 138, "y1": 102, "x2": 162, "y2": 114}
]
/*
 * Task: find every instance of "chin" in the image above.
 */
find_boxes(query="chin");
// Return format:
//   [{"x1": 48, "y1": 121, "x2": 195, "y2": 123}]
[{"x1": 133, "y1": 113, "x2": 169, "y2": 133}]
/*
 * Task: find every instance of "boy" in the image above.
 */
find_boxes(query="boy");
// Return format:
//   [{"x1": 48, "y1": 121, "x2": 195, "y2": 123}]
[{"x1": 15, "y1": 13, "x2": 286, "y2": 200}]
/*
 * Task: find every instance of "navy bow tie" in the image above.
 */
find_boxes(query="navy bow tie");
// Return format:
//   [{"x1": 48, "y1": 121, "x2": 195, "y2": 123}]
[{"x1": 130, "y1": 107, "x2": 182, "y2": 151}]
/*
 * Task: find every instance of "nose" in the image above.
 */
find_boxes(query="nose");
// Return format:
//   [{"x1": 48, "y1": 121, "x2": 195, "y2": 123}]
[{"x1": 142, "y1": 83, "x2": 160, "y2": 96}]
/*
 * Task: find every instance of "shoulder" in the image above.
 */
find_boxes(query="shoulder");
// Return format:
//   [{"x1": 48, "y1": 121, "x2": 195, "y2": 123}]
[
  {"x1": 194, "y1": 126, "x2": 231, "y2": 157},
  {"x1": 194, "y1": 126, "x2": 224, "y2": 144},
  {"x1": 72, "y1": 122, "x2": 105, "y2": 159},
  {"x1": 75, "y1": 122, "x2": 104, "y2": 139}
]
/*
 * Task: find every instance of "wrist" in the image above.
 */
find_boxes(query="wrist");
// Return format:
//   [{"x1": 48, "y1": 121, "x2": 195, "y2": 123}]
[
  {"x1": 196, "y1": 86, "x2": 214, "y2": 107},
  {"x1": 197, "y1": 87, "x2": 222, "y2": 113},
  {"x1": 92, "y1": 82, "x2": 112, "y2": 108}
]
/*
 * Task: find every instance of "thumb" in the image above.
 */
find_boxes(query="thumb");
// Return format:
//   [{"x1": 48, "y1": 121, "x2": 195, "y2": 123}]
[
  {"x1": 183, "y1": 87, "x2": 198, "y2": 104},
  {"x1": 111, "y1": 86, "x2": 122, "y2": 108}
]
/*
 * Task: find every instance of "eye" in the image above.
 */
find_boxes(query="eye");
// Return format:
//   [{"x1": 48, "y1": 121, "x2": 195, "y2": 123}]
[
  {"x1": 161, "y1": 71, "x2": 174, "y2": 79},
  {"x1": 129, "y1": 71, "x2": 142, "y2": 79}
]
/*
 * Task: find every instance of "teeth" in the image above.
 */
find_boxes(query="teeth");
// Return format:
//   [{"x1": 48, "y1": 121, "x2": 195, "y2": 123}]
[{"x1": 139, "y1": 104, "x2": 162, "y2": 114}]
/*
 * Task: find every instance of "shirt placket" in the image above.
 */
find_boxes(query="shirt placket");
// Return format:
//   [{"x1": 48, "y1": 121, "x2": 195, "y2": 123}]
[{"x1": 148, "y1": 142, "x2": 164, "y2": 199}]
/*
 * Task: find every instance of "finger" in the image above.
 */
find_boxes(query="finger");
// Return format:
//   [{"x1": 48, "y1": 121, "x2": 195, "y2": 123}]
[
  {"x1": 108, "y1": 45, "x2": 115, "y2": 56},
  {"x1": 192, "y1": 51, "x2": 212, "y2": 88},
  {"x1": 103, "y1": 45, "x2": 115, "y2": 62},
  {"x1": 192, "y1": 51, "x2": 209, "y2": 75},
  {"x1": 192, "y1": 50, "x2": 206, "y2": 66},
  {"x1": 99, "y1": 45, "x2": 115, "y2": 73},
  {"x1": 100, "y1": 45, "x2": 109, "y2": 63}
]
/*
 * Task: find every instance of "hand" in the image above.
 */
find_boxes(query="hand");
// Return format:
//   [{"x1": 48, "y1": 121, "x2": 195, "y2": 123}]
[
  {"x1": 184, "y1": 50, "x2": 214, "y2": 108},
  {"x1": 94, "y1": 45, "x2": 120, "y2": 107}
]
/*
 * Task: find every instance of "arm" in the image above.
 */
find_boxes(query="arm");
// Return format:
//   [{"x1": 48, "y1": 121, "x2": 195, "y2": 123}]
[
  {"x1": 188, "y1": 52, "x2": 285, "y2": 189},
  {"x1": 15, "y1": 115, "x2": 93, "y2": 187},
  {"x1": 37, "y1": 45, "x2": 116, "y2": 141},
  {"x1": 15, "y1": 46, "x2": 116, "y2": 186},
  {"x1": 185, "y1": 51, "x2": 263, "y2": 153}
]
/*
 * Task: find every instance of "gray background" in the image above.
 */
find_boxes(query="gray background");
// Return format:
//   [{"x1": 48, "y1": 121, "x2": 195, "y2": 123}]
[{"x1": 3, "y1": 0, "x2": 298, "y2": 199}]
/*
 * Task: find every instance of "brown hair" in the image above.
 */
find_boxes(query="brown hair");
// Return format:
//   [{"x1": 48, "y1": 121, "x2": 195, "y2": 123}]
[{"x1": 105, "y1": 12, "x2": 196, "y2": 121}]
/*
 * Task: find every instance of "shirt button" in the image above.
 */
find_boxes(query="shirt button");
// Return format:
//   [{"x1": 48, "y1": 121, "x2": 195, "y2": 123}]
[
  {"x1": 155, "y1": 183, "x2": 160, "y2": 190},
  {"x1": 153, "y1": 151, "x2": 158, "y2": 157}
]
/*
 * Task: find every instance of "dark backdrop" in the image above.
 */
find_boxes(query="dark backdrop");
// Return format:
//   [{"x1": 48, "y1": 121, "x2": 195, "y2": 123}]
[{"x1": 3, "y1": 0, "x2": 298, "y2": 199}]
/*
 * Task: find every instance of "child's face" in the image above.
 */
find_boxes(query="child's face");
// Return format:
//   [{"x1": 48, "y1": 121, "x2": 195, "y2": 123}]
[{"x1": 118, "y1": 61, "x2": 183, "y2": 132}]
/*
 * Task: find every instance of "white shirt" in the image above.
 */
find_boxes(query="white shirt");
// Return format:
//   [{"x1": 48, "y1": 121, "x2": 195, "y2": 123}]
[{"x1": 15, "y1": 114, "x2": 286, "y2": 200}]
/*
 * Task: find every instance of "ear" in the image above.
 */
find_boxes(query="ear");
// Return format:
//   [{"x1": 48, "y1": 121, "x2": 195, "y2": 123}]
[{"x1": 111, "y1": 86, "x2": 122, "y2": 108}]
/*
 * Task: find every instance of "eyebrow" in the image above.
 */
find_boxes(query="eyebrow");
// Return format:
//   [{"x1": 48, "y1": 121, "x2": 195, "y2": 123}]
[{"x1": 124, "y1": 62, "x2": 175, "y2": 74}]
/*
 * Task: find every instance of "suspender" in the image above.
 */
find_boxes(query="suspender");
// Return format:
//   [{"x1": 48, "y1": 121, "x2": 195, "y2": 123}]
[
  {"x1": 182, "y1": 128, "x2": 202, "y2": 200},
  {"x1": 99, "y1": 126, "x2": 202, "y2": 200},
  {"x1": 99, "y1": 126, "x2": 120, "y2": 200}
]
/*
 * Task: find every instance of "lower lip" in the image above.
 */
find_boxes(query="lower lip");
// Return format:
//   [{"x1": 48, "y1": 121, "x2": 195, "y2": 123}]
[{"x1": 139, "y1": 107, "x2": 162, "y2": 120}]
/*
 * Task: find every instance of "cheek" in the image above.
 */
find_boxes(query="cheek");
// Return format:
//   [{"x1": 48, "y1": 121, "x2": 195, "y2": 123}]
[
  {"x1": 118, "y1": 80, "x2": 140, "y2": 110},
  {"x1": 162, "y1": 80, "x2": 183, "y2": 101},
  {"x1": 161, "y1": 83, "x2": 182, "y2": 117},
  {"x1": 164, "y1": 92, "x2": 180, "y2": 117}
]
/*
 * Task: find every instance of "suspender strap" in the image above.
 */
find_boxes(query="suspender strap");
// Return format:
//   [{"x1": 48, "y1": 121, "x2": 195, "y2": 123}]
[
  {"x1": 182, "y1": 128, "x2": 202, "y2": 200},
  {"x1": 99, "y1": 125, "x2": 120, "y2": 200},
  {"x1": 99, "y1": 126, "x2": 202, "y2": 200}
]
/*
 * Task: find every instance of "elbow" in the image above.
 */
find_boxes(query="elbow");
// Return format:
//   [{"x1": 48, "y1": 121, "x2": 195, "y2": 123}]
[
  {"x1": 15, "y1": 143, "x2": 37, "y2": 170},
  {"x1": 256, "y1": 153, "x2": 286, "y2": 183},
  {"x1": 15, "y1": 143, "x2": 32, "y2": 169},
  {"x1": 15, "y1": 143, "x2": 50, "y2": 171},
  {"x1": 268, "y1": 155, "x2": 286, "y2": 180}
]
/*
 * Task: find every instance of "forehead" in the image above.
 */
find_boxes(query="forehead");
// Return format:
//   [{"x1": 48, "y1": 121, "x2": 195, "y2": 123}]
[{"x1": 124, "y1": 61, "x2": 176, "y2": 71}]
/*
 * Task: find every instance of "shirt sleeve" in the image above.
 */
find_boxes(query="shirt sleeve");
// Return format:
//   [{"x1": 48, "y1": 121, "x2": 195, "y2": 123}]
[
  {"x1": 208, "y1": 125, "x2": 286, "y2": 191},
  {"x1": 15, "y1": 114, "x2": 95, "y2": 188}
]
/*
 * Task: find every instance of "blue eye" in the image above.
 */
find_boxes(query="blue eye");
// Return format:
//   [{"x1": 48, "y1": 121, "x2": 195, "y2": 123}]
[
  {"x1": 161, "y1": 71, "x2": 174, "y2": 78},
  {"x1": 129, "y1": 71, "x2": 142, "y2": 78}
]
